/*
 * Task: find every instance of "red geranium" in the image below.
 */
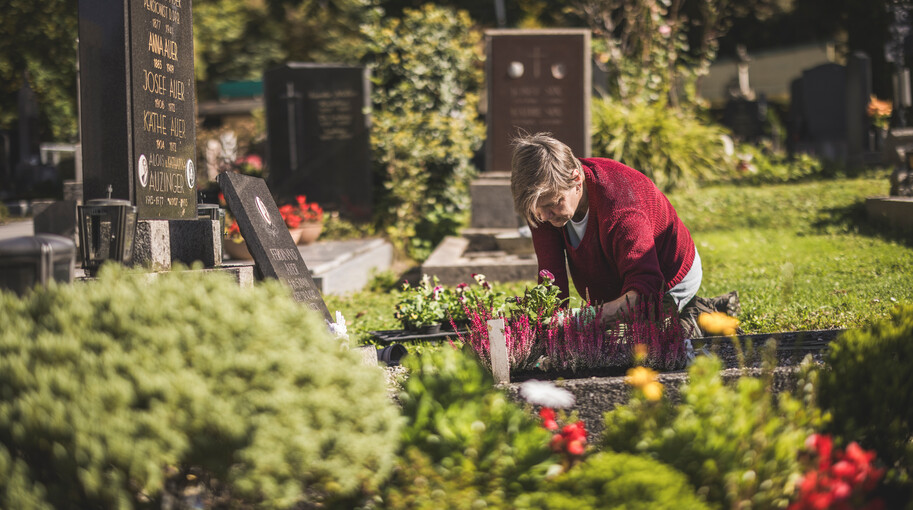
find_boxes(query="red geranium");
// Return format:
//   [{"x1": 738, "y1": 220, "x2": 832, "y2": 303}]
[
  {"x1": 790, "y1": 434, "x2": 884, "y2": 510},
  {"x1": 279, "y1": 195, "x2": 323, "y2": 228}
]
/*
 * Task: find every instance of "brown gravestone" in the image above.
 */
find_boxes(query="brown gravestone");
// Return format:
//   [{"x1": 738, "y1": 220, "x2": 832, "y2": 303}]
[
  {"x1": 485, "y1": 29, "x2": 591, "y2": 172},
  {"x1": 79, "y1": 0, "x2": 198, "y2": 219},
  {"x1": 217, "y1": 172, "x2": 332, "y2": 321}
]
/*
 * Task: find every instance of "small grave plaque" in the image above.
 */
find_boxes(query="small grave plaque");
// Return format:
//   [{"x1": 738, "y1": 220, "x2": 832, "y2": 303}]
[
  {"x1": 218, "y1": 172, "x2": 331, "y2": 321},
  {"x1": 485, "y1": 29, "x2": 591, "y2": 172},
  {"x1": 264, "y1": 64, "x2": 372, "y2": 217},
  {"x1": 78, "y1": 0, "x2": 198, "y2": 219}
]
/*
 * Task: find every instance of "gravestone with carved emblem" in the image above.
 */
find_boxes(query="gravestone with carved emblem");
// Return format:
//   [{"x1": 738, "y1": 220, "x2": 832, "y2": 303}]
[
  {"x1": 78, "y1": 0, "x2": 198, "y2": 219},
  {"x1": 218, "y1": 172, "x2": 332, "y2": 321}
]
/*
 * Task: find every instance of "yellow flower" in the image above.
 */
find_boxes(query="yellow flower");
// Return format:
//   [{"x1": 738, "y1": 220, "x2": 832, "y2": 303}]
[
  {"x1": 625, "y1": 366, "x2": 658, "y2": 388},
  {"x1": 633, "y1": 343, "x2": 648, "y2": 363},
  {"x1": 697, "y1": 312, "x2": 740, "y2": 336},
  {"x1": 642, "y1": 381, "x2": 663, "y2": 401}
]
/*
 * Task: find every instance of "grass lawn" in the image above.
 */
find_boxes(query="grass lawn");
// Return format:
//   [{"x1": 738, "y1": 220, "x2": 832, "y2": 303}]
[{"x1": 326, "y1": 169, "x2": 913, "y2": 342}]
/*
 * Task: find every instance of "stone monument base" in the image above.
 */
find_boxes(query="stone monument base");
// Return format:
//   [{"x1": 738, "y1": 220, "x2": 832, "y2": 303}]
[
  {"x1": 421, "y1": 235, "x2": 537, "y2": 285},
  {"x1": 866, "y1": 196, "x2": 913, "y2": 231},
  {"x1": 133, "y1": 219, "x2": 222, "y2": 271}
]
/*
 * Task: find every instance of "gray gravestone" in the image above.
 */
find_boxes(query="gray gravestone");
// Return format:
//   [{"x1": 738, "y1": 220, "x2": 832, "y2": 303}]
[
  {"x1": 264, "y1": 63, "x2": 372, "y2": 218},
  {"x1": 78, "y1": 0, "x2": 197, "y2": 219},
  {"x1": 845, "y1": 52, "x2": 873, "y2": 167},
  {"x1": 801, "y1": 63, "x2": 847, "y2": 160},
  {"x1": 217, "y1": 172, "x2": 331, "y2": 320},
  {"x1": 33, "y1": 200, "x2": 79, "y2": 249},
  {"x1": 485, "y1": 29, "x2": 591, "y2": 172}
]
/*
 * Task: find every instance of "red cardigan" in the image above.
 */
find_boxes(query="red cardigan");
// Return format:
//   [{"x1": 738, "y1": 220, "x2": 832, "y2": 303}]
[{"x1": 530, "y1": 158, "x2": 696, "y2": 304}]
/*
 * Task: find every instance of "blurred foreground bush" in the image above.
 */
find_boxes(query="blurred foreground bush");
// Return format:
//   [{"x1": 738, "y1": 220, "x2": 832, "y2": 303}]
[
  {"x1": 818, "y1": 304, "x2": 913, "y2": 505},
  {"x1": 380, "y1": 347, "x2": 554, "y2": 509},
  {"x1": 0, "y1": 266, "x2": 400, "y2": 509},
  {"x1": 515, "y1": 450, "x2": 710, "y2": 509},
  {"x1": 601, "y1": 351, "x2": 824, "y2": 508}
]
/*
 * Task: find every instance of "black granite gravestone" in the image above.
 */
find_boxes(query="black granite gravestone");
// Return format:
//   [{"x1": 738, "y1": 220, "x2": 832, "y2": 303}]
[
  {"x1": 217, "y1": 172, "x2": 331, "y2": 321},
  {"x1": 78, "y1": 0, "x2": 197, "y2": 219},
  {"x1": 485, "y1": 29, "x2": 591, "y2": 172},
  {"x1": 264, "y1": 64, "x2": 372, "y2": 217},
  {"x1": 723, "y1": 98, "x2": 764, "y2": 142}
]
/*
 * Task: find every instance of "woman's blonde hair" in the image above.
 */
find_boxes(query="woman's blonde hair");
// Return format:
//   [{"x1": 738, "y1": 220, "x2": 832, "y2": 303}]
[{"x1": 510, "y1": 132, "x2": 581, "y2": 226}]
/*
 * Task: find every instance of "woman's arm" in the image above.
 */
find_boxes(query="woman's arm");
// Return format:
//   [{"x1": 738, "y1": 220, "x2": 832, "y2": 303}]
[{"x1": 599, "y1": 290, "x2": 639, "y2": 327}]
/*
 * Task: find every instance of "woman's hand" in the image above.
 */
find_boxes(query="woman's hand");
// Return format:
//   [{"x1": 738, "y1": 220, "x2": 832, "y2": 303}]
[{"x1": 599, "y1": 291, "x2": 640, "y2": 328}]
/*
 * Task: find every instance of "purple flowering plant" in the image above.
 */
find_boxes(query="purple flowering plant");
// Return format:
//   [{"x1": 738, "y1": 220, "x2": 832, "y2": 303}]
[{"x1": 456, "y1": 279, "x2": 690, "y2": 374}]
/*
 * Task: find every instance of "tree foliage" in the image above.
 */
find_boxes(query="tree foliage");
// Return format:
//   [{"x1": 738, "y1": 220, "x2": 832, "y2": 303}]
[{"x1": 0, "y1": 0, "x2": 78, "y2": 142}]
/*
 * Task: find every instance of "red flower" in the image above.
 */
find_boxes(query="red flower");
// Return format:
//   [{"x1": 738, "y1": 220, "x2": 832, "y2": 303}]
[
  {"x1": 549, "y1": 420, "x2": 587, "y2": 456},
  {"x1": 539, "y1": 407, "x2": 558, "y2": 431},
  {"x1": 791, "y1": 434, "x2": 884, "y2": 510},
  {"x1": 278, "y1": 196, "x2": 323, "y2": 228}
]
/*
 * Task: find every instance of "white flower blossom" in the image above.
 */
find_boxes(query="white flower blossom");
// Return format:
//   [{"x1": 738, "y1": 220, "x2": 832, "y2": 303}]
[
  {"x1": 328, "y1": 310, "x2": 348, "y2": 340},
  {"x1": 519, "y1": 379, "x2": 575, "y2": 408}
]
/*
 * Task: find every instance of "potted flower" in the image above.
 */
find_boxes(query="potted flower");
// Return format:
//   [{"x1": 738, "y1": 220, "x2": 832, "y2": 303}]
[
  {"x1": 506, "y1": 269, "x2": 568, "y2": 323},
  {"x1": 279, "y1": 195, "x2": 324, "y2": 245},
  {"x1": 394, "y1": 275, "x2": 447, "y2": 333},
  {"x1": 222, "y1": 215, "x2": 253, "y2": 260}
]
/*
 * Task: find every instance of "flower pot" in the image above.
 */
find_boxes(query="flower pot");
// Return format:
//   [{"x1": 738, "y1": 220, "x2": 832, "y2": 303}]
[
  {"x1": 405, "y1": 323, "x2": 442, "y2": 335},
  {"x1": 223, "y1": 236, "x2": 253, "y2": 260},
  {"x1": 287, "y1": 228, "x2": 303, "y2": 244},
  {"x1": 295, "y1": 221, "x2": 323, "y2": 245}
]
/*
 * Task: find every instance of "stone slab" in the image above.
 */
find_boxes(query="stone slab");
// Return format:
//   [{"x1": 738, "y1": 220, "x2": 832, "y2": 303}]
[
  {"x1": 470, "y1": 172, "x2": 524, "y2": 229},
  {"x1": 300, "y1": 238, "x2": 393, "y2": 295},
  {"x1": 421, "y1": 235, "x2": 538, "y2": 285},
  {"x1": 264, "y1": 63, "x2": 373, "y2": 217},
  {"x1": 866, "y1": 196, "x2": 913, "y2": 230},
  {"x1": 485, "y1": 29, "x2": 591, "y2": 172},
  {"x1": 33, "y1": 200, "x2": 78, "y2": 249},
  {"x1": 78, "y1": 0, "x2": 198, "y2": 217}
]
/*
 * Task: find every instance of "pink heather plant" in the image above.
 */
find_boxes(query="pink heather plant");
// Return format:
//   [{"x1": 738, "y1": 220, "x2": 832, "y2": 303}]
[{"x1": 458, "y1": 289, "x2": 689, "y2": 374}]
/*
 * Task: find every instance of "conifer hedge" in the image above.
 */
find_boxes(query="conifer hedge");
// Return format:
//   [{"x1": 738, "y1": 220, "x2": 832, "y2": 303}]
[{"x1": 0, "y1": 265, "x2": 400, "y2": 509}]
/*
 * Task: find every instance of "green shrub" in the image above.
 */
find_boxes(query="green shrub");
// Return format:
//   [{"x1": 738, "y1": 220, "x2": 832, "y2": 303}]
[
  {"x1": 601, "y1": 351, "x2": 824, "y2": 508},
  {"x1": 818, "y1": 305, "x2": 913, "y2": 487},
  {"x1": 356, "y1": 5, "x2": 485, "y2": 260},
  {"x1": 591, "y1": 97, "x2": 732, "y2": 191},
  {"x1": 0, "y1": 265, "x2": 400, "y2": 509},
  {"x1": 515, "y1": 451, "x2": 710, "y2": 510},
  {"x1": 731, "y1": 143, "x2": 824, "y2": 185},
  {"x1": 379, "y1": 347, "x2": 555, "y2": 509}
]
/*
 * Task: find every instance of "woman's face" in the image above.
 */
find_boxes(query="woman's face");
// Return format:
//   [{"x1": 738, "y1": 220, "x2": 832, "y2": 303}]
[{"x1": 534, "y1": 170, "x2": 582, "y2": 227}]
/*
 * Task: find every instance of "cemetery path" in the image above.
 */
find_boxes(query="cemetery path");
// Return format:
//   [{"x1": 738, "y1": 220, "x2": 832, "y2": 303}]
[{"x1": 0, "y1": 219, "x2": 34, "y2": 240}]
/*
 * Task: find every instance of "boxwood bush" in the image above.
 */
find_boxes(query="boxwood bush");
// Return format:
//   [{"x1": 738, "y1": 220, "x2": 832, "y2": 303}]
[
  {"x1": 515, "y1": 451, "x2": 710, "y2": 510},
  {"x1": 0, "y1": 265, "x2": 400, "y2": 509},
  {"x1": 818, "y1": 304, "x2": 913, "y2": 503}
]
